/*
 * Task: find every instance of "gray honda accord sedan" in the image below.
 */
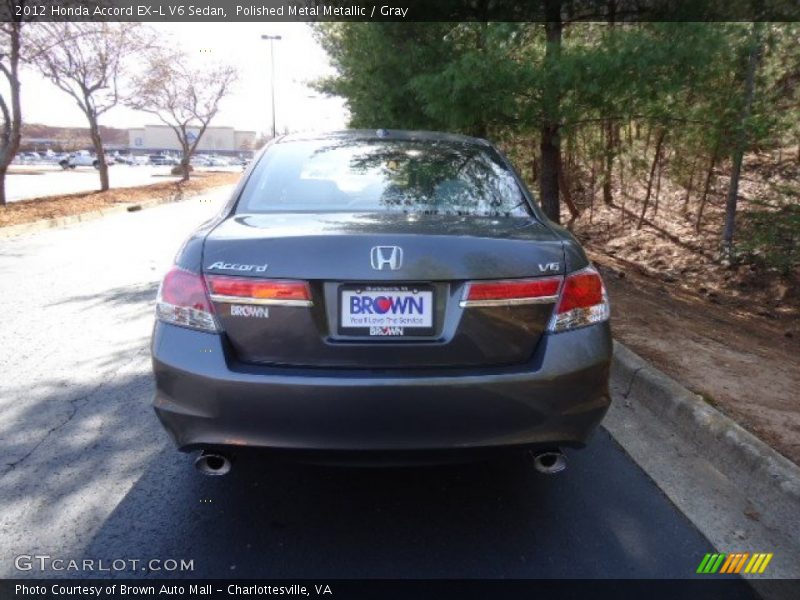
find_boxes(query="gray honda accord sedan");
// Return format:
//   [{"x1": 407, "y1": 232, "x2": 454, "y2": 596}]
[{"x1": 151, "y1": 130, "x2": 611, "y2": 475}]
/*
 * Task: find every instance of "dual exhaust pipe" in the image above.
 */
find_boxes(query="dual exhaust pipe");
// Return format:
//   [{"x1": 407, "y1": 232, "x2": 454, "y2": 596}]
[
  {"x1": 193, "y1": 449, "x2": 566, "y2": 476},
  {"x1": 194, "y1": 451, "x2": 232, "y2": 476},
  {"x1": 529, "y1": 449, "x2": 567, "y2": 475}
]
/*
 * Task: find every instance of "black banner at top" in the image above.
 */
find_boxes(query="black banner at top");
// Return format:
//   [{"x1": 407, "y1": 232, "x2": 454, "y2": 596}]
[{"x1": 2, "y1": 0, "x2": 800, "y2": 22}]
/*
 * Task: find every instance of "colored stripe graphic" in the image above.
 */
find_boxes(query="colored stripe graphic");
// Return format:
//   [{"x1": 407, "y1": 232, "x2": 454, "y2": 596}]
[
  {"x1": 721, "y1": 554, "x2": 737, "y2": 573},
  {"x1": 721, "y1": 553, "x2": 749, "y2": 574},
  {"x1": 744, "y1": 553, "x2": 774, "y2": 574},
  {"x1": 734, "y1": 553, "x2": 750, "y2": 573},
  {"x1": 697, "y1": 554, "x2": 726, "y2": 574},
  {"x1": 697, "y1": 554, "x2": 714, "y2": 574},
  {"x1": 745, "y1": 554, "x2": 759, "y2": 573},
  {"x1": 758, "y1": 554, "x2": 773, "y2": 573},
  {"x1": 700, "y1": 552, "x2": 773, "y2": 575},
  {"x1": 710, "y1": 554, "x2": 725, "y2": 573}
]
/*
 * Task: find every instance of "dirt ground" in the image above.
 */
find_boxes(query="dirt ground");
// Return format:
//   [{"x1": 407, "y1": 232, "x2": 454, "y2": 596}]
[
  {"x1": 557, "y1": 146, "x2": 800, "y2": 465},
  {"x1": 593, "y1": 253, "x2": 800, "y2": 465},
  {"x1": 0, "y1": 171, "x2": 241, "y2": 228}
]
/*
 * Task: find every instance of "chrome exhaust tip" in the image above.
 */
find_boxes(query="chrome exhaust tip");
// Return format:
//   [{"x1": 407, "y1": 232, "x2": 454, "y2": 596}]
[
  {"x1": 194, "y1": 452, "x2": 232, "y2": 476},
  {"x1": 530, "y1": 449, "x2": 567, "y2": 475}
]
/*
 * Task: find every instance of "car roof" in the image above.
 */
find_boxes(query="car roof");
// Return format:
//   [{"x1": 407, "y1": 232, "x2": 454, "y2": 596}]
[{"x1": 276, "y1": 129, "x2": 492, "y2": 148}]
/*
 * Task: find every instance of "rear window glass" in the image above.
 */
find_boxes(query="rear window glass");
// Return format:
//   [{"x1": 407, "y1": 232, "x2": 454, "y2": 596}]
[{"x1": 236, "y1": 139, "x2": 530, "y2": 217}]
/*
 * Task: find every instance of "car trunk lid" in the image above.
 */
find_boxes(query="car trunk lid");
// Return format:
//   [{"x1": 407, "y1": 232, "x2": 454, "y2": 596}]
[{"x1": 203, "y1": 212, "x2": 564, "y2": 368}]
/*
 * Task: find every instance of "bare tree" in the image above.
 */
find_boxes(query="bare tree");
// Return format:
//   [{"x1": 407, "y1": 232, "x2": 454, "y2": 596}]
[
  {"x1": 721, "y1": 21, "x2": 765, "y2": 258},
  {"x1": 29, "y1": 22, "x2": 147, "y2": 191},
  {"x1": 0, "y1": 18, "x2": 23, "y2": 206},
  {"x1": 128, "y1": 50, "x2": 236, "y2": 181}
]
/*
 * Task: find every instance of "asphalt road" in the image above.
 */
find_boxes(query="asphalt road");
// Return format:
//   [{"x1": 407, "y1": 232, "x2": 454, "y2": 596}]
[
  {"x1": 0, "y1": 189, "x2": 755, "y2": 586},
  {"x1": 6, "y1": 165, "x2": 241, "y2": 202}
]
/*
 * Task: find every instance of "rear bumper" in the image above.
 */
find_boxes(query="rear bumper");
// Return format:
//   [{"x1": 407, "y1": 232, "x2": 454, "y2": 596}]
[{"x1": 151, "y1": 322, "x2": 612, "y2": 455}]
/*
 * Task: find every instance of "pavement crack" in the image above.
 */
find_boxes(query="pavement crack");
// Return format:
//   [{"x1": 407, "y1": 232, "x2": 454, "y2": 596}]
[
  {"x1": 622, "y1": 366, "x2": 644, "y2": 399},
  {"x1": 1, "y1": 382, "x2": 102, "y2": 476},
  {"x1": 1, "y1": 347, "x2": 148, "y2": 478}
]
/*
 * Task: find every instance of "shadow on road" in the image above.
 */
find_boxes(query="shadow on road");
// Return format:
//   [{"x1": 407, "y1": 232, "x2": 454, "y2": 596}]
[
  {"x1": 47, "y1": 282, "x2": 159, "y2": 310},
  {"x1": 79, "y1": 430, "x2": 726, "y2": 579}
]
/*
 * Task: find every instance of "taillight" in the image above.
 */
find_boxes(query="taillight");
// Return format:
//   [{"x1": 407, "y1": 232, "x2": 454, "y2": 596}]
[
  {"x1": 205, "y1": 276, "x2": 312, "y2": 307},
  {"x1": 548, "y1": 266, "x2": 609, "y2": 332},
  {"x1": 155, "y1": 266, "x2": 218, "y2": 332},
  {"x1": 460, "y1": 277, "x2": 562, "y2": 307}
]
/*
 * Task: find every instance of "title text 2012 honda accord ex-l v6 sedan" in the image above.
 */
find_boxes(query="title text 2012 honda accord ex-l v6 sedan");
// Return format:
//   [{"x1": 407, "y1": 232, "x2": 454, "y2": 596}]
[{"x1": 151, "y1": 130, "x2": 612, "y2": 475}]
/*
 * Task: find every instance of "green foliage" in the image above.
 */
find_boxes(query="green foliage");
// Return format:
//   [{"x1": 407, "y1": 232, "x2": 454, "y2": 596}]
[
  {"x1": 411, "y1": 23, "x2": 531, "y2": 136},
  {"x1": 738, "y1": 202, "x2": 800, "y2": 275},
  {"x1": 313, "y1": 22, "x2": 783, "y2": 149},
  {"x1": 314, "y1": 21, "x2": 800, "y2": 257},
  {"x1": 312, "y1": 23, "x2": 453, "y2": 130}
]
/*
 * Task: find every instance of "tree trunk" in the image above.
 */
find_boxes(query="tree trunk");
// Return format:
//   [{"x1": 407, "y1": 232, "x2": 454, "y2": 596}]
[
  {"x1": 695, "y1": 151, "x2": 718, "y2": 232},
  {"x1": 180, "y1": 150, "x2": 191, "y2": 181},
  {"x1": 589, "y1": 157, "x2": 596, "y2": 223},
  {"x1": 602, "y1": 0, "x2": 618, "y2": 204},
  {"x1": 0, "y1": 164, "x2": 8, "y2": 206},
  {"x1": 682, "y1": 159, "x2": 697, "y2": 212},
  {"x1": 653, "y1": 148, "x2": 666, "y2": 216},
  {"x1": 558, "y1": 154, "x2": 580, "y2": 222},
  {"x1": 0, "y1": 23, "x2": 23, "y2": 207},
  {"x1": 602, "y1": 119, "x2": 616, "y2": 206},
  {"x1": 538, "y1": 4, "x2": 563, "y2": 223},
  {"x1": 637, "y1": 128, "x2": 666, "y2": 229},
  {"x1": 88, "y1": 117, "x2": 109, "y2": 191},
  {"x1": 540, "y1": 125, "x2": 560, "y2": 222},
  {"x1": 721, "y1": 22, "x2": 764, "y2": 255}
]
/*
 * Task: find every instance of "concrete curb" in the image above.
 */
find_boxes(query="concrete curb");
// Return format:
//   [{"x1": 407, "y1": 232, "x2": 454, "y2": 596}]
[
  {"x1": 612, "y1": 341, "x2": 800, "y2": 512},
  {"x1": 0, "y1": 189, "x2": 202, "y2": 239},
  {"x1": 608, "y1": 341, "x2": 800, "y2": 583}
]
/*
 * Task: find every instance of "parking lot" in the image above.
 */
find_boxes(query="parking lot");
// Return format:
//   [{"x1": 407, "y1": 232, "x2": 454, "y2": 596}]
[
  {"x1": 6, "y1": 164, "x2": 242, "y2": 203},
  {"x1": 0, "y1": 188, "x2": 758, "y2": 588}
]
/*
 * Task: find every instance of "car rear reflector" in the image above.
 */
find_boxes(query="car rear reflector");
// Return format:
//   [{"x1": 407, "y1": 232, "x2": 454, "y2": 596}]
[
  {"x1": 205, "y1": 276, "x2": 313, "y2": 307},
  {"x1": 460, "y1": 277, "x2": 562, "y2": 308},
  {"x1": 156, "y1": 266, "x2": 219, "y2": 332},
  {"x1": 548, "y1": 266, "x2": 609, "y2": 332}
]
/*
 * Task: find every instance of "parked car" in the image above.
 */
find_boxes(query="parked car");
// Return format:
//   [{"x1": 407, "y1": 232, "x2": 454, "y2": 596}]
[
  {"x1": 152, "y1": 130, "x2": 612, "y2": 476},
  {"x1": 59, "y1": 150, "x2": 115, "y2": 169},
  {"x1": 190, "y1": 155, "x2": 211, "y2": 167},
  {"x1": 203, "y1": 155, "x2": 228, "y2": 167},
  {"x1": 149, "y1": 153, "x2": 179, "y2": 166},
  {"x1": 112, "y1": 152, "x2": 135, "y2": 165}
]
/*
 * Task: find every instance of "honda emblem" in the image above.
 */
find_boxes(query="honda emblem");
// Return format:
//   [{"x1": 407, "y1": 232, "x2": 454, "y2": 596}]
[{"x1": 370, "y1": 246, "x2": 403, "y2": 270}]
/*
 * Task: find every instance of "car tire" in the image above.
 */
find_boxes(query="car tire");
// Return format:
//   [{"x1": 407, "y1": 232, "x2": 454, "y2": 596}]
[{"x1": 59, "y1": 160, "x2": 69, "y2": 170}]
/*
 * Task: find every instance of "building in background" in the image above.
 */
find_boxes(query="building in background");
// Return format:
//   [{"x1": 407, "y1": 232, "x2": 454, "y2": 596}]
[
  {"x1": 128, "y1": 125, "x2": 256, "y2": 156},
  {"x1": 20, "y1": 124, "x2": 128, "y2": 152}
]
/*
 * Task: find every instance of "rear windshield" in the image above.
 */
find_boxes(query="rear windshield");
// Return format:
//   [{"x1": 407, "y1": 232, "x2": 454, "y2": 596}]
[{"x1": 236, "y1": 138, "x2": 531, "y2": 217}]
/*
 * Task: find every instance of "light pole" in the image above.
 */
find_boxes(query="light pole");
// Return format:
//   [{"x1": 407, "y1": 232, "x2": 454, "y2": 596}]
[{"x1": 261, "y1": 34, "x2": 282, "y2": 140}]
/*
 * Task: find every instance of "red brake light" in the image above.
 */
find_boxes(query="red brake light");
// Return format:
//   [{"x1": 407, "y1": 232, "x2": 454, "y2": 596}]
[
  {"x1": 549, "y1": 266, "x2": 609, "y2": 332},
  {"x1": 156, "y1": 266, "x2": 218, "y2": 332},
  {"x1": 205, "y1": 276, "x2": 312, "y2": 306},
  {"x1": 556, "y1": 270, "x2": 604, "y2": 314},
  {"x1": 161, "y1": 267, "x2": 214, "y2": 312},
  {"x1": 461, "y1": 277, "x2": 562, "y2": 307}
]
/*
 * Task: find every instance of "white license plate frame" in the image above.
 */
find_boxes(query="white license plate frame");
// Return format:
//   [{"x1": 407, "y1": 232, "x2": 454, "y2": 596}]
[{"x1": 338, "y1": 284, "x2": 436, "y2": 337}]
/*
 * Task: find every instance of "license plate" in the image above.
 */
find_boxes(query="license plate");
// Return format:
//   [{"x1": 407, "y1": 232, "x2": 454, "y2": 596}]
[{"x1": 339, "y1": 285, "x2": 435, "y2": 337}]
